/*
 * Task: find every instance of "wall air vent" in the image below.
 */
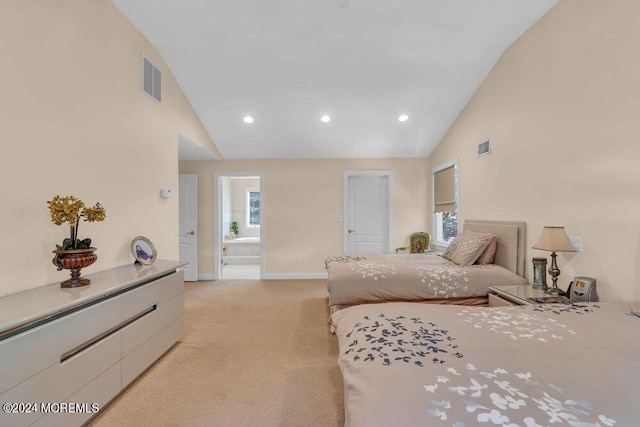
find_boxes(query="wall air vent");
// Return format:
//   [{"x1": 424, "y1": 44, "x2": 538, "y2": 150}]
[
  {"x1": 478, "y1": 140, "x2": 491, "y2": 157},
  {"x1": 142, "y1": 57, "x2": 161, "y2": 102}
]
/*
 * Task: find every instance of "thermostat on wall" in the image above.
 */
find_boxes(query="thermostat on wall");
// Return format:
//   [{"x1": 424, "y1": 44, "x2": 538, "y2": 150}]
[{"x1": 160, "y1": 188, "x2": 172, "y2": 198}]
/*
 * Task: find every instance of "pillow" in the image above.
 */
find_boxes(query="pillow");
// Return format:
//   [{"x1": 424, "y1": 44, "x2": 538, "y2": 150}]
[
  {"x1": 441, "y1": 231, "x2": 495, "y2": 266},
  {"x1": 475, "y1": 237, "x2": 497, "y2": 265}
]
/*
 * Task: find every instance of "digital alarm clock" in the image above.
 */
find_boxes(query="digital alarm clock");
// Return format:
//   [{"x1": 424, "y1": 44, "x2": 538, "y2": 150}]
[{"x1": 568, "y1": 277, "x2": 597, "y2": 302}]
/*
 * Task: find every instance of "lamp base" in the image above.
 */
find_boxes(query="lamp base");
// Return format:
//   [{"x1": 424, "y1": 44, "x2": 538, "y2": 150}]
[{"x1": 545, "y1": 286, "x2": 565, "y2": 296}]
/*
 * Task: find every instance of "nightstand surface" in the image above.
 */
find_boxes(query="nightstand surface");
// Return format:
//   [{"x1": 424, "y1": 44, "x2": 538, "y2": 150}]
[{"x1": 488, "y1": 284, "x2": 570, "y2": 306}]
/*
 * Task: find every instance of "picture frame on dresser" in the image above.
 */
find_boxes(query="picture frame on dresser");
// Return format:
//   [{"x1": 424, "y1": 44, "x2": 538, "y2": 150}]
[{"x1": 131, "y1": 236, "x2": 156, "y2": 264}]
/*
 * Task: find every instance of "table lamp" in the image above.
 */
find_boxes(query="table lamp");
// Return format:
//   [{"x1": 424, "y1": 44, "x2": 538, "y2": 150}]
[{"x1": 532, "y1": 226, "x2": 576, "y2": 295}]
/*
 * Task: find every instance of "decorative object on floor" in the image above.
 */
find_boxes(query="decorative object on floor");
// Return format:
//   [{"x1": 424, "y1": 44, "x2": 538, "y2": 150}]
[
  {"x1": 131, "y1": 236, "x2": 157, "y2": 265},
  {"x1": 410, "y1": 232, "x2": 431, "y2": 253},
  {"x1": 48, "y1": 195, "x2": 106, "y2": 288},
  {"x1": 532, "y1": 226, "x2": 576, "y2": 295},
  {"x1": 532, "y1": 257, "x2": 548, "y2": 290}
]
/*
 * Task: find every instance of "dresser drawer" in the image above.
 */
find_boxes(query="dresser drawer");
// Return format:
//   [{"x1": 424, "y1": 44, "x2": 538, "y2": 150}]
[
  {"x1": 122, "y1": 293, "x2": 184, "y2": 357},
  {"x1": 0, "y1": 331, "x2": 121, "y2": 427},
  {"x1": 31, "y1": 361, "x2": 121, "y2": 427},
  {"x1": 121, "y1": 271, "x2": 183, "y2": 320},
  {"x1": 122, "y1": 316, "x2": 183, "y2": 387},
  {"x1": 0, "y1": 297, "x2": 121, "y2": 394}
]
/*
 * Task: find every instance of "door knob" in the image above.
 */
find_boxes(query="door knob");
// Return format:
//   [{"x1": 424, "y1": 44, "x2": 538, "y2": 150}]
[
  {"x1": 348, "y1": 229, "x2": 354, "y2": 234},
  {"x1": 187, "y1": 230, "x2": 195, "y2": 236}
]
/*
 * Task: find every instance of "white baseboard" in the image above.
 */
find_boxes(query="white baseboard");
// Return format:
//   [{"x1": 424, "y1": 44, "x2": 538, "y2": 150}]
[
  {"x1": 261, "y1": 272, "x2": 328, "y2": 280},
  {"x1": 197, "y1": 272, "x2": 327, "y2": 280}
]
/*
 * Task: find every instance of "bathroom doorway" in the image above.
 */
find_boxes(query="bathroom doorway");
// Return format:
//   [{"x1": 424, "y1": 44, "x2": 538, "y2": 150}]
[{"x1": 215, "y1": 172, "x2": 263, "y2": 279}]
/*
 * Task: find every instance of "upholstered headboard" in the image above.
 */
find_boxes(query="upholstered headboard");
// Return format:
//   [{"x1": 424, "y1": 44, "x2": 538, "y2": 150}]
[{"x1": 463, "y1": 220, "x2": 526, "y2": 278}]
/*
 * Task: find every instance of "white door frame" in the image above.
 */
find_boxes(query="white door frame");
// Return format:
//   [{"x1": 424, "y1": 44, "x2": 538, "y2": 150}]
[
  {"x1": 214, "y1": 171, "x2": 264, "y2": 280},
  {"x1": 343, "y1": 170, "x2": 393, "y2": 254}
]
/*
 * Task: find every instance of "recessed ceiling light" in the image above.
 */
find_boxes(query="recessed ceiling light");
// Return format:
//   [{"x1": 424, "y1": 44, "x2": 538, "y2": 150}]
[
  {"x1": 320, "y1": 115, "x2": 331, "y2": 123},
  {"x1": 243, "y1": 116, "x2": 254, "y2": 124},
  {"x1": 398, "y1": 114, "x2": 409, "y2": 122}
]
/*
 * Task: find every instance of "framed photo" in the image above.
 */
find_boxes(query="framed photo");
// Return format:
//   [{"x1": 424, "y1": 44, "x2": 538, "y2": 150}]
[{"x1": 131, "y1": 236, "x2": 157, "y2": 265}]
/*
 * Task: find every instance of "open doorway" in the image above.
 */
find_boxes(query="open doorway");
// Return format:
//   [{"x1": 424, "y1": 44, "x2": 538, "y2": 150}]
[{"x1": 215, "y1": 172, "x2": 263, "y2": 279}]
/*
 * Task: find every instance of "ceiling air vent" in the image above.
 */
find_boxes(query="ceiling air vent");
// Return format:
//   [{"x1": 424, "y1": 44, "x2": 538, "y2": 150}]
[
  {"x1": 478, "y1": 140, "x2": 491, "y2": 157},
  {"x1": 142, "y1": 57, "x2": 161, "y2": 102}
]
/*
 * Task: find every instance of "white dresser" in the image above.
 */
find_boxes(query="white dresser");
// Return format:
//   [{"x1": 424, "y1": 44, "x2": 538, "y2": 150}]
[{"x1": 0, "y1": 260, "x2": 185, "y2": 426}]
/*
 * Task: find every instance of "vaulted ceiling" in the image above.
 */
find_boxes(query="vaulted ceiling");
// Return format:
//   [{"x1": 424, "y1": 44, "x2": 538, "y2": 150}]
[{"x1": 111, "y1": 0, "x2": 558, "y2": 160}]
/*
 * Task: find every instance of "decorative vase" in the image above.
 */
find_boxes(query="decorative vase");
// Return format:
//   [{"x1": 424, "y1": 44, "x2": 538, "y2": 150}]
[{"x1": 52, "y1": 248, "x2": 97, "y2": 288}]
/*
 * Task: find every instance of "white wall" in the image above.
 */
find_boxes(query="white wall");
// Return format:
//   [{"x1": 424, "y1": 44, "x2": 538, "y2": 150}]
[
  {"x1": 430, "y1": 0, "x2": 640, "y2": 301},
  {"x1": 0, "y1": 0, "x2": 218, "y2": 296}
]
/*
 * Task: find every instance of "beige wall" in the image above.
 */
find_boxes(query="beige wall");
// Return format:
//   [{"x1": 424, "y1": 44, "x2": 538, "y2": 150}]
[
  {"x1": 0, "y1": 0, "x2": 218, "y2": 297},
  {"x1": 179, "y1": 159, "x2": 430, "y2": 277},
  {"x1": 430, "y1": 0, "x2": 640, "y2": 301}
]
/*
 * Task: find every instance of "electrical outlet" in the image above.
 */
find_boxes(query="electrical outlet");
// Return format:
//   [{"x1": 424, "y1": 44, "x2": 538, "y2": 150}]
[
  {"x1": 294, "y1": 257, "x2": 300, "y2": 266},
  {"x1": 569, "y1": 236, "x2": 582, "y2": 252}
]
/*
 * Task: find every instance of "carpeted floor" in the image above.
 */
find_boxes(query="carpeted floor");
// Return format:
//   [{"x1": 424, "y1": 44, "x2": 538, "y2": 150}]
[{"x1": 90, "y1": 279, "x2": 344, "y2": 426}]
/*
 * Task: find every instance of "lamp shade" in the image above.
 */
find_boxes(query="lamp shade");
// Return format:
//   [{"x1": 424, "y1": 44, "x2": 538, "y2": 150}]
[{"x1": 532, "y1": 226, "x2": 576, "y2": 252}]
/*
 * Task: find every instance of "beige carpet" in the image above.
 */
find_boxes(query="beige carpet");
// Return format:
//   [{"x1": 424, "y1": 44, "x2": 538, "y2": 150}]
[{"x1": 90, "y1": 279, "x2": 344, "y2": 426}]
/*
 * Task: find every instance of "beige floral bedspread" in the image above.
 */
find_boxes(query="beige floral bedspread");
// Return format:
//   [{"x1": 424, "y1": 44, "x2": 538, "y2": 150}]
[
  {"x1": 331, "y1": 301, "x2": 640, "y2": 427},
  {"x1": 326, "y1": 254, "x2": 527, "y2": 306}
]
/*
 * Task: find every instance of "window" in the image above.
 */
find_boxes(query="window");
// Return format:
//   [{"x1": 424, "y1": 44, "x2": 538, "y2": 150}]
[
  {"x1": 247, "y1": 189, "x2": 260, "y2": 227},
  {"x1": 433, "y1": 160, "x2": 458, "y2": 245}
]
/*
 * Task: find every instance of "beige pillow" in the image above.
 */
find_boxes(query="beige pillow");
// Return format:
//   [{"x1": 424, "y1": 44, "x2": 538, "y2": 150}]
[
  {"x1": 442, "y1": 231, "x2": 495, "y2": 266},
  {"x1": 475, "y1": 237, "x2": 497, "y2": 265}
]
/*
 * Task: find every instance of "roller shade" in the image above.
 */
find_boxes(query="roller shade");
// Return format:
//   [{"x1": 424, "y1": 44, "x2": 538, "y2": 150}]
[{"x1": 434, "y1": 165, "x2": 456, "y2": 213}]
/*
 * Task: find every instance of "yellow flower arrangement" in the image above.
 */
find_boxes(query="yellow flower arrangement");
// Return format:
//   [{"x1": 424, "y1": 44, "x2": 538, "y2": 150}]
[{"x1": 48, "y1": 195, "x2": 106, "y2": 250}]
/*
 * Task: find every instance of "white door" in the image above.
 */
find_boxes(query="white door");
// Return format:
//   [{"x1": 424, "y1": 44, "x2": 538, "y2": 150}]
[
  {"x1": 179, "y1": 174, "x2": 198, "y2": 281},
  {"x1": 345, "y1": 174, "x2": 390, "y2": 254}
]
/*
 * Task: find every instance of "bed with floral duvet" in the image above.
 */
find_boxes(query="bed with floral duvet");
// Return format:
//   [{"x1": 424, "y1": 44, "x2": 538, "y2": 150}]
[
  {"x1": 326, "y1": 221, "x2": 529, "y2": 319},
  {"x1": 331, "y1": 301, "x2": 640, "y2": 426}
]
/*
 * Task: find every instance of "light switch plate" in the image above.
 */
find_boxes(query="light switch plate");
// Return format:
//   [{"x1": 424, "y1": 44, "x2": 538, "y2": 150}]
[{"x1": 569, "y1": 236, "x2": 582, "y2": 252}]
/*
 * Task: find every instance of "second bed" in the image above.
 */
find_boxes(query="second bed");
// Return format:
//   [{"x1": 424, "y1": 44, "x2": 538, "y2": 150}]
[{"x1": 326, "y1": 220, "x2": 528, "y2": 316}]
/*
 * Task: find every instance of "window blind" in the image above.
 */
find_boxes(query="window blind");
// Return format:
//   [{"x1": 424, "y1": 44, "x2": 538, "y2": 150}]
[{"x1": 433, "y1": 165, "x2": 456, "y2": 213}]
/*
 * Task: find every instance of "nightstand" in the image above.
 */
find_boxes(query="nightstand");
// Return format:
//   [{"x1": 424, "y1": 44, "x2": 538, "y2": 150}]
[{"x1": 488, "y1": 284, "x2": 571, "y2": 307}]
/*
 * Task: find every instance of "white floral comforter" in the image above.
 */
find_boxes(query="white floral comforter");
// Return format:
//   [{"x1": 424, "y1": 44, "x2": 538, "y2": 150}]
[
  {"x1": 331, "y1": 301, "x2": 640, "y2": 427},
  {"x1": 326, "y1": 254, "x2": 527, "y2": 306}
]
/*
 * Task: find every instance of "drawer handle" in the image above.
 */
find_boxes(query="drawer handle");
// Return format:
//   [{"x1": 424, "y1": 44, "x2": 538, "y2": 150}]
[{"x1": 61, "y1": 304, "x2": 158, "y2": 363}]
